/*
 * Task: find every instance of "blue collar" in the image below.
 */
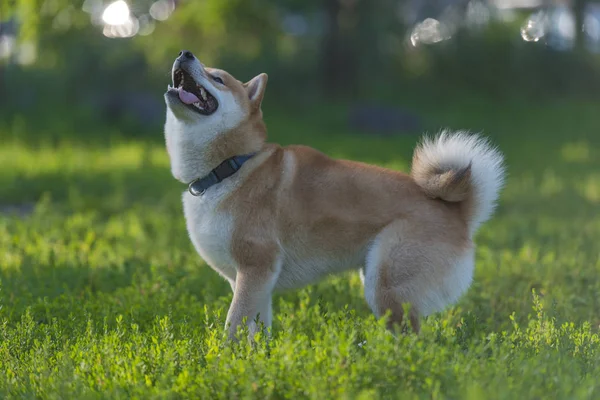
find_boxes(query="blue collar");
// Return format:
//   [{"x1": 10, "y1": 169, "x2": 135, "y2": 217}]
[{"x1": 188, "y1": 153, "x2": 255, "y2": 196}]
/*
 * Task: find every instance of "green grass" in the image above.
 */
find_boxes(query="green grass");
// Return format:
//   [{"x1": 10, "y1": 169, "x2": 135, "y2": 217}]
[{"x1": 1, "y1": 96, "x2": 600, "y2": 399}]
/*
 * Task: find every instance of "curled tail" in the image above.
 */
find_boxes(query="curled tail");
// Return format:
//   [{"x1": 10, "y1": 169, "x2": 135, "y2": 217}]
[{"x1": 411, "y1": 131, "x2": 505, "y2": 234}]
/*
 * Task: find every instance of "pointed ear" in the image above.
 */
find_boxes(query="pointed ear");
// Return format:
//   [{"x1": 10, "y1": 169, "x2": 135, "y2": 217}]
[{"x1": 243, "y1": 73, "x2": 268, "y2": 109}]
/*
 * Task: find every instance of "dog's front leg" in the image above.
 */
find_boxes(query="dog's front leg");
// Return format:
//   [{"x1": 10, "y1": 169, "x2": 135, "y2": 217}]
[{"x1": 225, "y1": 262, "x2": 279, "y2": 341}]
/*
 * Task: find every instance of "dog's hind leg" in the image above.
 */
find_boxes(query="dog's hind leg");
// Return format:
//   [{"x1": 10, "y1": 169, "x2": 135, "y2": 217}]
[
  {"x1": 362, "y1": 223, "x2": 421, "y2": 333},
  {"x1": 362, "y1": 265, "x2": 421, "y2": 334},
  {"x1": 362, "y1": 218, "x2": 473, "y2": 334},
  {"x1": 359, "y1": 264, "x2": 418, "y2": 331}
]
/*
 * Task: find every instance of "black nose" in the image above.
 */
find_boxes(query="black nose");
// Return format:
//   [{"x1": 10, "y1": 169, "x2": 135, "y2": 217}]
[{"x1": 178, "y1": 50, "x2": 195, "y2": 60}]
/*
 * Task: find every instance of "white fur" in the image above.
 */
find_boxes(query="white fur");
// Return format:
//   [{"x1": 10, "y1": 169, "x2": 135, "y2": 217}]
[
  {"x1": 183, "y1": 191, "x2": 237, "y2": 287},
  {"x1": 404, "y1": 249, "x2": 474, "y2": 316},
  {"x1": 361, "y1": 236, "x2": 382, "y2": 317},
  {"x1": 413, "y1": 131, "x2": 506, "y2": 235}
]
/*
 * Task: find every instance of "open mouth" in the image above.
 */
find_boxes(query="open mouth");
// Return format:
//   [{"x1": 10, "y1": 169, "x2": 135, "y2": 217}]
[{"x1": 167, "y1": 69, "x2": 218, "y2": 115}]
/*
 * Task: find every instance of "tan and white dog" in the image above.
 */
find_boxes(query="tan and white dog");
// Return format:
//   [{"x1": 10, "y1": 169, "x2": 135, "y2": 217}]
[{"x1": 164, "y1": 50, "x2": 505, "y2": 340}]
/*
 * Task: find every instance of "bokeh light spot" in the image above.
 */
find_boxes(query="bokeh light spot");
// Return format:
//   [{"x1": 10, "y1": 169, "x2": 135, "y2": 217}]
[
  {"x1": 521, "y1": 12, "x2": 546, "y2": 42},
  {"x1": 149, "y1": 0, "x2": 175, "y2": 21},
  {"x1": 410, "y1": 18, "x2": 451, "y2": 46},
  {"x1": 102, "y1": 0, "x2": 130, "y2": 26}
]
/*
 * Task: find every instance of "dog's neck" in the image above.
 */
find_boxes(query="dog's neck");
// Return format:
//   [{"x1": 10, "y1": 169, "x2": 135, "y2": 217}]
[{"x1": 164, "y1": 111, "x2": 266, "y2": 184}]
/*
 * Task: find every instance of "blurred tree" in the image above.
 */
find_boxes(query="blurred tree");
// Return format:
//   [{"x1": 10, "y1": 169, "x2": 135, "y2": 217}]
[
  {"x1": 574, "y1": 0, "x2": 586, "y2": 52},
  {"x1": 4, "y1": 0, "x2": 600, "y2": 124}
]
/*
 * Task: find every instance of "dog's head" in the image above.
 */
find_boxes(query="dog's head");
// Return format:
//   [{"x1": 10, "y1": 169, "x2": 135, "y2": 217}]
[
  {"x1": 164, "y1": 50, "x2": 267, "y2": 134},
  {"x1": 163, "y1": 50, "x2": 268, "y2": 182}
]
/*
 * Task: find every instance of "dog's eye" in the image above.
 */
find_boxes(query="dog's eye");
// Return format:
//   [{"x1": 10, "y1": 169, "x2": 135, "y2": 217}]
[{"x1": 212, "y1": 76, "x2": 224, "y2": 85}]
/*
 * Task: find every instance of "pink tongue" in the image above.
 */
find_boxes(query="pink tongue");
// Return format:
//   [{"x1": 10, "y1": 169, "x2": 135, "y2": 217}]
[{"x1": 178, "y1": 89, "x2": 200, "y2": 104}]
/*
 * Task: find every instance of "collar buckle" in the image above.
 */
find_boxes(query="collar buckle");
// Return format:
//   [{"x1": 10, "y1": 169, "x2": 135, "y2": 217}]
[{"x1": 188, "y1": 178, "x2": 205, "y2": 197}]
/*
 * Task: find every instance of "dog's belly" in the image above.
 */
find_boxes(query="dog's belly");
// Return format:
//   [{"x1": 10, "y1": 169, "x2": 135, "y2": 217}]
[{"x1": 275, "y1": 246, "x2": 368, "y2": 290}]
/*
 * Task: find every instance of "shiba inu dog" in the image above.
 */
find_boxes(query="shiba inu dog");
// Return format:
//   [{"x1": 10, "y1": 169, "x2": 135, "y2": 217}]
[{"x1": 164, "y1": 50, "x2": 505, "y2": 340}]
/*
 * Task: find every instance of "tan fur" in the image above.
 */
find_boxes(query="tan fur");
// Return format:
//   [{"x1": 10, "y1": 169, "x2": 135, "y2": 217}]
[{"x1": 164, "y1": 53, "x2": 504, "y2": 340}]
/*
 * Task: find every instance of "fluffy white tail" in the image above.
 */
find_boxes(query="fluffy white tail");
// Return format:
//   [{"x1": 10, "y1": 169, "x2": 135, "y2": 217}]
[{"x1": 411, "y1": 131, "x2": 505, "y2": 234}]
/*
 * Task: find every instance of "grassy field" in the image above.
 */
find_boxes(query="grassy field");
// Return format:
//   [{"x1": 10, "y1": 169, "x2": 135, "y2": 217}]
[{"x1": 1, "y1": 95, "x2": 600, "y2": 399}]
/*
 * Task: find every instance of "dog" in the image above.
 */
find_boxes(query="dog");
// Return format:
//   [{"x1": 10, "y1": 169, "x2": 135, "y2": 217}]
[{"x1": 163, "y1": 50, "x2": 505, "y2": 340}]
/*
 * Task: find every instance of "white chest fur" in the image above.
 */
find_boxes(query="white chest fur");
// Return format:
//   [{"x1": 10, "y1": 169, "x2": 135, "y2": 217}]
[{"x1": 182, "y1": 190, "x2": 237, "y2": 284}]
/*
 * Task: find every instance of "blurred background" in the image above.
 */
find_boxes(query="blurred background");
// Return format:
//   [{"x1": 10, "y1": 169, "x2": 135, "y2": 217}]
[{"x1": 3, "y1": 0, "x2": 600, "y2": 138}]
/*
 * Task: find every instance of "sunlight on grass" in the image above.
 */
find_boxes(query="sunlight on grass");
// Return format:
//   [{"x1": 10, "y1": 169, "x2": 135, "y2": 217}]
[{"x1": 0, "y1": 142, "x2": 169, "y2": 175}]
